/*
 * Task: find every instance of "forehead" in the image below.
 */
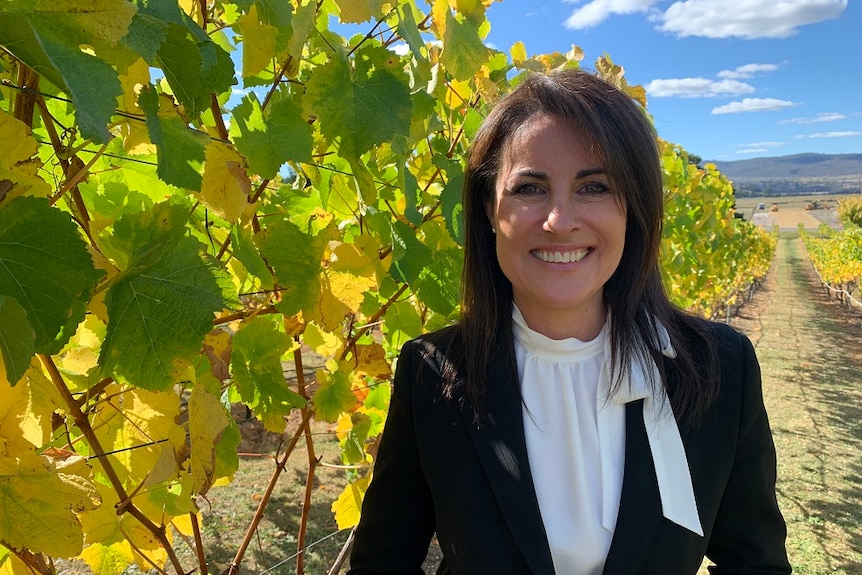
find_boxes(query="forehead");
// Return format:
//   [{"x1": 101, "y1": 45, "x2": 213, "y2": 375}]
[{"x1": 500, "y1": 113, "x2": 602, "y2": 169}]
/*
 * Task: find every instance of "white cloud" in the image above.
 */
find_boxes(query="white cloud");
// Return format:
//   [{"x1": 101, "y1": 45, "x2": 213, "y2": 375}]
[
  {"x1": 645, "y1": 77, "x2": 755, "y2": 98},
  {"x1": 717, "y1": 63, "x2": 780, "y2": 79},
  {"x1": 741, "y1": 141, "x2": 784, "y2": 148},
  {"x1": 779, "y1": 112, "x2": 847, "y2": 124},
  {"x1": 564, "y1": 0, "x2": 659, "y2": 30},
  {"x1": 805, "y1": 131, "x2": 862, "y2": 138},
  {"x1": 737, "y1": 148, "x2": 769, "y2": 154},
  {"x1": 711, "y1": 98, "x2": 797, "y2": 114},
  {"x1": 658, "y1": 0, "x2": 847, "y2": 39}
]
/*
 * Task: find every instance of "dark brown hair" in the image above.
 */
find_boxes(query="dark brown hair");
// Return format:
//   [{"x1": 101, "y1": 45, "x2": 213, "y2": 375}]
[{"x1": 450, "y1": 68, "x2": 719, "y2": 424}]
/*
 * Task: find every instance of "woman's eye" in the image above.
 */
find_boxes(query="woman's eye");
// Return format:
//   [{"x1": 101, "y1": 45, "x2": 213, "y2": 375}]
[
  {"x1": 510, "y1": 183, "x2": 544, "y2": 196},
  {"x1": 580, "y1": 182, "x2": 611, "y2": 197}
]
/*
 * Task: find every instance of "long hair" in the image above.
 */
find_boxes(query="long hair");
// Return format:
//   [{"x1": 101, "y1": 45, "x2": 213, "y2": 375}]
[{"x1": 451, "y1": 68, "x2": 719, "y2": 425}]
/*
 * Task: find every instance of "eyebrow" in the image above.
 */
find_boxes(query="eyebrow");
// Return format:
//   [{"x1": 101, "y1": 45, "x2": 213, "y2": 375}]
[{"x1": 510, "y1": 167, "x2": 607, "y2": 180}]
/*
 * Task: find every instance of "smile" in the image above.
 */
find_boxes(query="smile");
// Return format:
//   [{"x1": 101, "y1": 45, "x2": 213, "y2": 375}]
[{"x1": 532, "y1": 248, "x2": 591, "y2": 263}]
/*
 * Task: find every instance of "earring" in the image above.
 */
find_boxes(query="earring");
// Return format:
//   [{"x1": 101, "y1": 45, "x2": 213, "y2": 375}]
[{"x1": 491, "y1": 226, "x2": 496, "y2": 234}]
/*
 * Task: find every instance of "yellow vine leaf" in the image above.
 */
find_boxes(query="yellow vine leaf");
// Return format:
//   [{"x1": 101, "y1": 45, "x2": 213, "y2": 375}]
[
  {"x1": 315, "y1": 270, "x2": 376, "y2": 332},
  {"x1": 0, "y1": 548, "x2": 29, "y2": 575},
  {"x1": 353, "y1": 343, "x2": 392, "y2": 380},
  {"x1": 0, "y1": 450, "x2": 101, "y2": 557},
  {"x1": 334, "y1": 0, "x2": 392, "y2": 24},
  {"x1": 0, "y1": 361, "x2": 62, "y2": 455},
  {"x1": 199, "y1": 141, "x2": 251, "y2": 223},
  {"x1": 78, "y1": 484, "x2": 169, "y2": 575},
  {"x1": 202, "y1": 328, "x2": 232, "y2": 382},
  {"x1": 303, "y1": 322, "x2": 344, "y2": 358},
  {"x1": 186, "y1": 383, "x2": 230, "y2": 494},
  {"x1": 91, "y1": 387, "x2": 185, "y2": 486},
  {"x1": 510, "y1": 40, "x2": 527, "y2": 64},
  {"x1": 234, "y1": 4, "x2": 278, "y2": 79},
  {"x1": 114, "y1": 58, "x2": 154, "y2": 155},
  {"x1": 0, "y1": 109, "x2": 51, "y2": 203},
  {"x1": 332, "y1": 474, "x2": 370, "y2": 529},
  {"x1": 58, "y1": 315, "x2": 106, "y2": 377}
]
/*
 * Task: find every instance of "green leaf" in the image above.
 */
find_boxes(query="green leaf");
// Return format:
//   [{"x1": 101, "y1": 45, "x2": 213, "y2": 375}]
[
  {"x1": 314, "y1": 365, "x2": 355, "y2": 422},
  {"x1": 229, "y1": 91, "x2": 312, "y2": 179},
  {"x1": 229, "y1": 316, "x2": 305, "y2": 432},
  {"x1": 0, "y1": 197, "x2": 103, "y2": 354},
  {"x1": 0, "y1": 296, "x2": 35, "y2": 386},
  {"x1": 303, "y1": 50, "x2": 413, "y2": 161},
  {"x1": 105, "y1": 201, "x2": 188, "y2": 271},
  {"x1": 139, "y1": 86, "x2": 208, "y2": 191},
  {"x1": 388, "y1": 220, "x2": 431, "y2": 285},
  {"x1": 0, "y1": 0, "x2": 137, "y2": 142},
  {"x1": 124, "y1": 0, "x2": 236, "y2": 116},
  {"x1": 434, "y1": 155, "x2": 465, "y2": 245},
  {"x1": 256, "y1": 218, "x2": 324, "y2": 317},
  {"x1": 230, "y1": 226, "x2": 274, "y2": 290},
  {"x1": 100, "y1": 218, "x2": 231, "y2": 390},
  {"x1": 441, "y1": 10, "x2": 490, "y2": 81}
]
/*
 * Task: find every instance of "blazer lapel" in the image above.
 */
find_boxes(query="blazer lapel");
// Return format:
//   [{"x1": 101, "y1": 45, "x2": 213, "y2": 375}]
[
  {"x1": 460, "y1": 357, "x2": 556, "y2": 575},
  {"x1": 602, "y1": 399, "x2": 664, "y2": 575}
]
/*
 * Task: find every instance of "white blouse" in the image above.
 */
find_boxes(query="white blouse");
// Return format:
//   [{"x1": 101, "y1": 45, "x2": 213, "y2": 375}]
[{"x1": 513, "y1": 306, "x2": 703, "y2": 575}]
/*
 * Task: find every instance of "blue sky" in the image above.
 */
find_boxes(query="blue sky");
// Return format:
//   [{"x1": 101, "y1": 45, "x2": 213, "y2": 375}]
[{"x1": 480, "y1": 0, "x2": 861, "y2": 161}]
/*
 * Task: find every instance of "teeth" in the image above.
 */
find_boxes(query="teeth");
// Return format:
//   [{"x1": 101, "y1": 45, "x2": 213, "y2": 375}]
[{"x1": 534, "y1": 249, "x2": 590, "y2": 263}]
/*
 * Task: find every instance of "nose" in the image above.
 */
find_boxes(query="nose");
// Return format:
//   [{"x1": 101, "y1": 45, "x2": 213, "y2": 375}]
[{"x1": 543, "y1": 200, "x2": 579, "y2": 235}]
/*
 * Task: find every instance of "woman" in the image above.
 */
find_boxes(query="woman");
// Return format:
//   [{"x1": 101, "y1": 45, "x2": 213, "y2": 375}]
[{"x1": 347, "y1": 69, "x2": 790, "y2": 574}]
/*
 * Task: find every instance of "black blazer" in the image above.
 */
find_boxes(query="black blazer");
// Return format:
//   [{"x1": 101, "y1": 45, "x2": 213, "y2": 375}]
[{"x1": 348, "y1": 320, "x2": 790, "y2": 574}]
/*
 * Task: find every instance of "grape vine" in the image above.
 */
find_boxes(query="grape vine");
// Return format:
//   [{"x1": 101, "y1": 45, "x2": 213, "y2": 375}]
[{"x1": 0, "y1": 2, "x2": 775, "y2": 575}]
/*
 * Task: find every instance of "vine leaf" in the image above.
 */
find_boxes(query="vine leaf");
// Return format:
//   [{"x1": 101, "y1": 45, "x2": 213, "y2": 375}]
[
  {"x1": 99, "y1": 203, "x2": 232, "y2": 391},
  {"x1": 0, "y1": 450, "x2": 101, "y2": 557},
  {"x1": 229, "y1": 91, "x2": 313, "y2": 180},
  {"x1": 200, "y1": 141, "x2": 250, "y2": 223},
  {"x1": 229, "y1": 316, "x2": 306, "y2": 433},
  {"x1": 0, "y1": 297, "x2": 35, "y2": 386},
  {"x1": 0, "y1": 197, "x2": 104, "y2": 355},
  {"x1": 123, "y1": 0, "x2": 236, "y2": 117},
  {"x1": 257, "y1": 217, "x2": 327, "y2": 317},
  {"x1": 331, "y1": 474, "x2": 369, "y2": 529},
  {"x1": 138, "y1": 86, "x2": 208, "y2": 191},
  {"x1": 0, "y1": 110, "x2": 51, "y2": 202},
  {"x1": 441, "y1": 9, "x2": 491, "y2": 81},
  {"x1": 303, "y1": 49, "x2": 413, "y2": 162},
  {"x1": 0, "y1": 0, "x2": 136, "y2": 142},
  {"x1": 187, "y1": 381, "x2": 231, "y2": 494},
  {"x1": 313, "y1": 361, "x2": 357, "y2": 422}
]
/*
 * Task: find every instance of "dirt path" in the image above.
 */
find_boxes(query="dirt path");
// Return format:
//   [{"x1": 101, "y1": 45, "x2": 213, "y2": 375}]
[{"x1": 728, "y1": 237, "x2": 862, "y2": 574}]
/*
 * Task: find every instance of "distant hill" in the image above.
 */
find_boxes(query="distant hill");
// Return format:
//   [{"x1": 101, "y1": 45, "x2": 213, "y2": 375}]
[
  {"x1": 708, "y1": 153, "x2": 862, "y2": 196},
  {"x1": 711, "y1": 153, "x2": 862, "y2": 180}
]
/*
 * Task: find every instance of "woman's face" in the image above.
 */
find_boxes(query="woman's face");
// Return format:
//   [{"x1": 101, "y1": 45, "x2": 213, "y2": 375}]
[{"x1": 487, "y1": 113, "x2": 627, "y2": 340}]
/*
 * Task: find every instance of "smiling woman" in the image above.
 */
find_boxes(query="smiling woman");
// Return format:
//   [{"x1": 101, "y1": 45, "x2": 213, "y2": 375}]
[{"x1": 347, "y1": 69, "x2": 791, "y2": 575}]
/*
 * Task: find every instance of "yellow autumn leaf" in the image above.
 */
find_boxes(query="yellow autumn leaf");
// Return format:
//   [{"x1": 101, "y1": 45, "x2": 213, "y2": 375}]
[
  {"x1": 234, "y1": 3, "x2": 278, "y2": 78},
  {"x1": 186, "y1": 383, "x2": 230, "y2": 494},
  {"x1": 0, "y1": 109, "x2": 51, "y2": 202},
  {"x1": 0, "y1": 549, "x2": 29, "y2": 575},
  {"x1": 303, "y1": 321, "x2": 344, "y2": 358},
  {"x1": 200, "y1": 141, "x2": 251, "y2": 223},
  {"x1": 314, "y1": 270, "x2": 376, "y2": 332},
  {"x1": 58, "y1": 315, "x2": 106, "y2": 376},
  {"x1": 332, "y1": 474, "x2": 370, "y2": 529},
  {"x1": 202, "y1": 328, "x2": 232, "y2": 382},
  {"x1": 114, "y1": 58, "x2": 154, "y2": 155},
  {"x1": 91, "y1": 387, "x2": 185, "y2": 486},
  {"x1": 353, "y1": 343, "x2": 392, "y2": 380},
  {"x1": 510, "y1": 40, "x2": 527, "y2": 64},
  {"x1": 431, "y1": 0, "x2": 449, "y2": 37},
  {"x1": 79, "y1": 541, "x2": 136, "y2": 575},
  {"x1": 0, "y1": 361, "x2": 63, "y2": 455},
  {"x1": 0, "y1": 450, "x2": 101, "y2": 557}
]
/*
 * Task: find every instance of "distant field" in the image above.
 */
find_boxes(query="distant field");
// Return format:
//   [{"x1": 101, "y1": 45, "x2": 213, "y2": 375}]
[{"x1": 734, "y1": 193, "x2": 858, "y2": 231}]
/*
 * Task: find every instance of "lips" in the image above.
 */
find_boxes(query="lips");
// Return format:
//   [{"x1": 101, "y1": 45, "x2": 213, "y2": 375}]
[{"x1": 531, "y1": 248, "x2": 591, "y2": 263}]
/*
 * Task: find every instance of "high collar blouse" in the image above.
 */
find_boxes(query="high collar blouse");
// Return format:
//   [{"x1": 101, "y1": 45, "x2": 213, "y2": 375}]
[{"x1": 512, "y1": 306, "x2": 702, "y2": 574}]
